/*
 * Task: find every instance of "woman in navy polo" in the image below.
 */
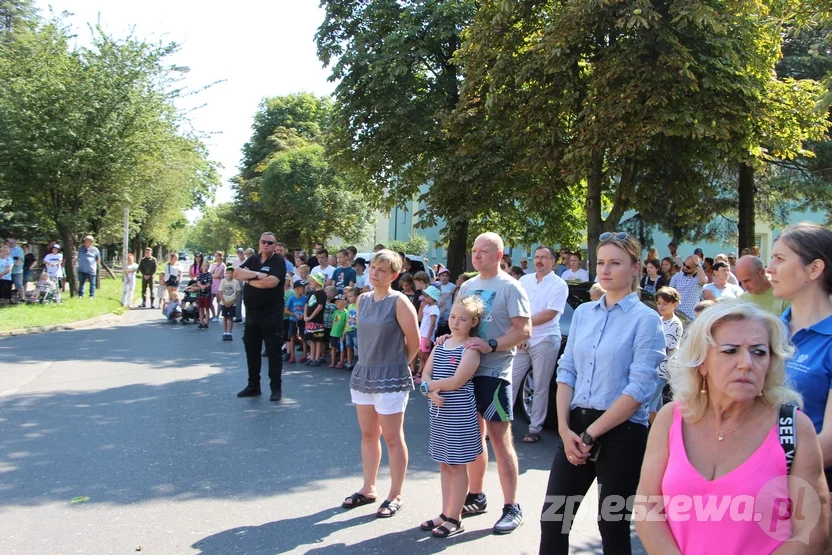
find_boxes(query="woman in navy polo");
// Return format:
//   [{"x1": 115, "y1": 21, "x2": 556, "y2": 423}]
[{"x1": 768, "y1": 222, "x2": 832, "y2": 489}]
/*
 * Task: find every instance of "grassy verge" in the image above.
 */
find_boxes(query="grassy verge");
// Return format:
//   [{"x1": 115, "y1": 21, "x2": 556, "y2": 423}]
[{"x1": 0, "y1": 277, "x2": 131, "y2": 333}]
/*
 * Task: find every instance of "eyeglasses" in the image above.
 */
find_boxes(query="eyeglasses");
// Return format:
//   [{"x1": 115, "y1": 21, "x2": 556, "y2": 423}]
[
  {"x1": 260, "y1": 240, "x2": 275, "y2": 245},
  {"x1": 599, "y1": 232, "x2": 629, "y2": 242},
  {"x1": 533, "y1": 256, "x2": 552, "y2": 261}
]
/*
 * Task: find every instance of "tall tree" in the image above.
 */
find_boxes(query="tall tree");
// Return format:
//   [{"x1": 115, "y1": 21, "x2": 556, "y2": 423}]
[
  {"x1": 317, "y1": 0, "x2": 479, "y2": 278},
  {"x1": 458, "y1": 0, "x2": 828, "y2": 271},
  {"x1": 0, "y1": 0, "x2": 36, "y2": 40},
  {"x1": 0, "y1": 19, "x2": 209, "y2": 295}
]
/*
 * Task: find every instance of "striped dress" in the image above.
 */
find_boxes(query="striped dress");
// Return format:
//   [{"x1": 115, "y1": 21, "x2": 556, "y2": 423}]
[{"x1": 428, "y1": 343, "x2": 483, "y2": 465}]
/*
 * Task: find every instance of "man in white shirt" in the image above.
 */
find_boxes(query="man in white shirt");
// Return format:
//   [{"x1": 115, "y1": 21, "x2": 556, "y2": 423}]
[
  {"x1": 511, "y1": 246, "x2": 568, "y2": 443},
  {"x1": 312, "y1": 248, "x2": 335, "y2": 282},
  {"x1": 668, "y1": 241, "x2": 684, "y2": 269},
  {"x1": 560, "y1": 253, "x2": 590, "y2": 282},
  {"x1": 702, "y1": 261, "x2": 744, "y2": 301}
]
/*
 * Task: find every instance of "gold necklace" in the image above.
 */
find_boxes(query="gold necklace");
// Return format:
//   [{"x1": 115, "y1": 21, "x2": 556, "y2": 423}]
[{"x1": 704, "y1": 408, "x2": 754, "y2": 441}]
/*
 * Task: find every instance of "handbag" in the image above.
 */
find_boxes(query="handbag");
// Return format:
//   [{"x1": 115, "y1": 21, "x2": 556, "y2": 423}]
[{"x1": 165, "y1": 264, "x2": 180, "y2": 287}]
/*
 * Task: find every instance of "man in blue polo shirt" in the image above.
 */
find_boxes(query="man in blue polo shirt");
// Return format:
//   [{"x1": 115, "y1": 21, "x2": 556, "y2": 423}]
[{"x1": 77, "y1": 235, "x2": 101, "y2": 299}]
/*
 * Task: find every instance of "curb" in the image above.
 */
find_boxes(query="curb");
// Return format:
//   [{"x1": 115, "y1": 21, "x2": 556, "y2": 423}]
[{"x1": 0, "y1": 312, "x2": 125, "y2": 338}]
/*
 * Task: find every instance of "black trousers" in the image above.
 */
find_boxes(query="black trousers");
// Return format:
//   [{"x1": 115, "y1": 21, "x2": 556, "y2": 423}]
[
  {"x1": 141, "y1": 276, "x2": 154, "y2": 304},
  {"x1": 242, "y1": 308, "x2": 283, "y2": 392},
  {"x1": 540, "y1": 408, "x2": 648, "y2": 555}
]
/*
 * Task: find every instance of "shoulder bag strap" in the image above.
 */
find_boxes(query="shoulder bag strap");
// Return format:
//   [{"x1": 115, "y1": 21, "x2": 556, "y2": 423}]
[{"x1": 779, "y1": 403, "x2": 798, "y2": 474}]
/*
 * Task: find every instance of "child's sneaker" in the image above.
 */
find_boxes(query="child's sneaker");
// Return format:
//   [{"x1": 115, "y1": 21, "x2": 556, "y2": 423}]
[
  {"x1": 287, "y1": 357, "x2": 296, "y2": 364},
  {"x1": 227, "y1": 335, "x2": 233, "y2": 341},
  {"x1": 329, "y1": 361, "x2": 337, "y2": 368},
  {"x1": 335, "y1": 362, "x2": 345, "y2": 369}
]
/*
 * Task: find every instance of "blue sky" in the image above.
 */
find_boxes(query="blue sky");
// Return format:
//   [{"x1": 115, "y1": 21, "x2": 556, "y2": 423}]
[{"x1": 36, "y1": 0, "x2": 336, "y2": 209}]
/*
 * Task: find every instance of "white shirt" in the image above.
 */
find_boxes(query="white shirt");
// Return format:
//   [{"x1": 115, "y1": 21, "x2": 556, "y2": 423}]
[
  {"x1": 420, "y1": 304, "x2": 440, "y2": 341},
  {"x1": 702, "y1": 282, "x2": 744, "y2": 300},
  {"x1": 356, "y1": 273, "x2": 368, "y2": 288},
  {"x1": 438, "y1": 282, "x2": 455, "y2": 319},
  {"x1": 519, "y1": 271, "x2": 569, "y2": 345},
  {"x1": 314, "y1": 264, "x2": 335, "y2": 281},
  {"x1": 231, "y1": 257, "x2": 245, "y2": 270},
  {"x1": 561, "y1": 268, "x2": 589, "y2": 282},
  {"x1": 43, "y1": 253, "x2": 63, "y2": 278}
]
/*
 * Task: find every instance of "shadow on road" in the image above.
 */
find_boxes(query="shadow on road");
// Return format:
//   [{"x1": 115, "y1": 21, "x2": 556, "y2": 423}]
[{"x1": 0, "y1": 317, "x2": 562, "y2": 511}]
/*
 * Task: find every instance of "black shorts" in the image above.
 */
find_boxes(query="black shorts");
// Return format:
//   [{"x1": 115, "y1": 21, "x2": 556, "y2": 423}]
[
  {"x1": 304, "y1": 321, "x2": 326, "y2": 342},
  {"x1": 283, "y1": 319, "x2": 291, "y2": 338},
  {"x1": 329, "y1": 336, "x2": 341, "y2": 350},
  {"x1": 221, "y1": 305, "x2": 236, "y2": 318},
  {"x1": 288, "y1": 320, "x2": 304, "y2": 338},
  {"x1": 324, "y1": 328, "x2": 331, "y2": 342},
  {"x1": 473, "y1": 376, "x2": 513, "y2": 422}
]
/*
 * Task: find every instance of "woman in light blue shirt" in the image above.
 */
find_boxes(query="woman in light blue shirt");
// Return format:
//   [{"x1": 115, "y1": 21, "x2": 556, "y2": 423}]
[
  {"x1": 540, "y1": 232, "x2": 665, "y2": 555},
  {"x1": 768, "y1": 222, "x2": 832, "y2": 490}
]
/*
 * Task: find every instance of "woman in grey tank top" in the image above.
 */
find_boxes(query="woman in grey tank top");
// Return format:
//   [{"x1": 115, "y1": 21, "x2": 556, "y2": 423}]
[{"x1": 342, "y1": 250, "x2": 420, "y2": 518}]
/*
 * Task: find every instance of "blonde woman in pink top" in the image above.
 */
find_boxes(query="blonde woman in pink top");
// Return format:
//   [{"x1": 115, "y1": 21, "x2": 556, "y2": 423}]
[{"x1": 635, "y1": 301, "x2": 829, "y2": 554}]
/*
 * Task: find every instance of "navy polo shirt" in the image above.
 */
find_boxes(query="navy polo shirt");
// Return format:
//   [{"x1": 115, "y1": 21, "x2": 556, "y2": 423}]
[{"x1": 782, "y1": 307, "x2": 832, "y2": 434}]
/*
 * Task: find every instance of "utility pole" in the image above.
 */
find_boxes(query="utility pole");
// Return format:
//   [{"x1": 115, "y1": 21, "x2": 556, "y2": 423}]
[{"x1": 123, "y1": 208, "x2": 129, "y2": 264}]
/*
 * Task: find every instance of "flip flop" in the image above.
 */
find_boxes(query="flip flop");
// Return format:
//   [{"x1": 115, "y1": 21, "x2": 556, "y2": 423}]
[
  {"x1": 377, "y1": 499, "x2": 403, "y2": 518},
  {"x1": 522, "y1": 433, "x2": 542, "y2": 443},
  {"x1": 342, "y1": 492, "x2": 377, "y2": 509},
  {"x1": 420, "y1": 513, "x2": 448, "y2": 531}
]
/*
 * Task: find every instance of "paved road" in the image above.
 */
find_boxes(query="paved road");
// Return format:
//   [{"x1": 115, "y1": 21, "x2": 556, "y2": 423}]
[{"x1": 0, "y1": 309, "x2": 646, "y2": 554}]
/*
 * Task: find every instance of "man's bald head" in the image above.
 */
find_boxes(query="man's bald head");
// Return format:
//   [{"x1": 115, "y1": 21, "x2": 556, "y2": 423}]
[
  {"x1": 471, "y1": 232, "x2": 504, "y2": 275},
  {"x1": 734, "y1": 255, "x2": 770, "y2": 294}
]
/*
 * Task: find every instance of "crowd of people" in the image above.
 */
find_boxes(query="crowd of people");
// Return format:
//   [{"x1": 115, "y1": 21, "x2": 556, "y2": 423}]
[{"x1": 216, "y1": 224, "x2": 832, "y2": 553}]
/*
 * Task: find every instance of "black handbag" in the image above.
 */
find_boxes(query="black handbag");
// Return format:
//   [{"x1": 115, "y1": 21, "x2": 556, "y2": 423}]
[{"x1": 165, "y1": 264, "x2": 180, "y2": 287}]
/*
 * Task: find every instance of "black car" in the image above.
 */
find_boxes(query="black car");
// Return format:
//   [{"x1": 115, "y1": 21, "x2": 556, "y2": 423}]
[{"x1": 513, "y1": 282, "x2": 692, "y2": 430}]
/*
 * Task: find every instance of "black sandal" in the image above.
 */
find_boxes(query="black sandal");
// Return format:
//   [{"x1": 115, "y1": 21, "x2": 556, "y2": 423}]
[
  {"x1": 376, "y1": 499, "x2": 403, "y2": 518},
  {"x1": 420, "y1": 513, "x2": 448, "y2": 531},
  {"x1": 341, "y1": 492, "x2": 377, "y2": 509},
  {"x1": 432, "y1": 517, "x2": 464, "y2": 538},
  {"x1": 522, "y1": 432, "x2": 542, "y2": 443}
]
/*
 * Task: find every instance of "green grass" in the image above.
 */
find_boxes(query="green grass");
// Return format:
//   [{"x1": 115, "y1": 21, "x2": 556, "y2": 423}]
[{"x1": 0, "y1": 277, "x2": 131, "y2": 333}]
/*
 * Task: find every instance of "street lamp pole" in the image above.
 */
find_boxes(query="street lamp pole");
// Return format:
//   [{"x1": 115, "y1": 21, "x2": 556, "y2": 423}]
[{"x1": 123, "y1": 208, "x2": 129, "y2": 263}]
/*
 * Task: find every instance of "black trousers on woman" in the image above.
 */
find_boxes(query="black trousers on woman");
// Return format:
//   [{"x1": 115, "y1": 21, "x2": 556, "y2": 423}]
[{"x1": 540, "y1": 408, "x2": 648, "y2": 555}]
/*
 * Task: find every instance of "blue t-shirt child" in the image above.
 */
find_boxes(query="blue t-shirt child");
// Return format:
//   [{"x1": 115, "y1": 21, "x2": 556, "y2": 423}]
[
  {"x1": 332, "y1": 266, "x2": 357, "y2": 290},
  {"x1": 286, "y1": 294, "x2": 308, "y2": 322}
]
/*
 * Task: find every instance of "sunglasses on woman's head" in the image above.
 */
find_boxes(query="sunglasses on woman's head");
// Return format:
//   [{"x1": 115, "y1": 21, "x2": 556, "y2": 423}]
[
  {"x1": 599, "y1": 231, "x2": 630, "y2": 242},
  {"x1": 260, "y1": 240, "x2": 275, "y2": 245}
]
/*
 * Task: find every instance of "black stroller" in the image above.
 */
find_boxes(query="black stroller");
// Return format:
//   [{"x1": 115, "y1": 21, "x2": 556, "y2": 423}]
[{"x1": 180, "y1": 280, "x2": 200, "y2": 324}]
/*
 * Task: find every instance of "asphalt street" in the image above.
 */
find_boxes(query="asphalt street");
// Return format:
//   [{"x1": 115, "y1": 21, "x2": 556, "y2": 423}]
[{"x1": 0, "y1": 305, "x2": 647, "y2": 554}]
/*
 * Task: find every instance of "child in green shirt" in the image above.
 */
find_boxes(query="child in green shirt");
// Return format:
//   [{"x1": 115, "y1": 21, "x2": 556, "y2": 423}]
[{"x1": 329, "y1": 294, "x2": 349, "y2": 368}]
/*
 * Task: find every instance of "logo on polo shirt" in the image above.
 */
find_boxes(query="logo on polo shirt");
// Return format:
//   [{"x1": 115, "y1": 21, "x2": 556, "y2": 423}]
[
  {"x1": 797, "y1": 354, "x2": 809, "y2": 364},
  {"x1": 262, "y1": 267, "x2": 270, "y2": 272}
]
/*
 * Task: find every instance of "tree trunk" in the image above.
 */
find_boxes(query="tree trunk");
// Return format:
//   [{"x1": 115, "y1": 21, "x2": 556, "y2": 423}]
[
  {"x1": 445, "y1": 218, "x2": 469, "y2": 279},
  {"x1": 57, "y1": 222, "x2": 78, "y2": 297},
  {"x1": 737, "y1": 163, "x2": 756, "y2": 253},
  {"x1": 585, "y1": 151, "x2": 605, "y2": 280}
]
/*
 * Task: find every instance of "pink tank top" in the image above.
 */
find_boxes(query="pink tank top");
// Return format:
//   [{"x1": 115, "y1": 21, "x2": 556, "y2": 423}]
[{"x1": 661, "y1": 405, "x2": 790, "y2": 554}]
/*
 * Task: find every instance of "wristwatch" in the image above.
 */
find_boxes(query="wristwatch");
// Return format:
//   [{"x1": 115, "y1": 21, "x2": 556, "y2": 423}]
[
  {"x1": 581, "y1": 431, "x2": 595, "y2": 446},
  {"x1": 420, "y1": 382, "x2": 430, "y2": 396},
  {"x1": 488, "y1": 339, "x2": 498, "y2": 352}
]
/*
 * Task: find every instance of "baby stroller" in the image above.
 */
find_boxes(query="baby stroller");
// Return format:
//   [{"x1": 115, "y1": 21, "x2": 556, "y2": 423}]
[{"x1": 180, "y1": 280, "x2": 200, "y2": 324}]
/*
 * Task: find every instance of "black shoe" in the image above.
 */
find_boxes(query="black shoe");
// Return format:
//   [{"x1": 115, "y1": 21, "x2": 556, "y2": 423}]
[
  {"x1": 234, "y1": 318, "x2": 243, "y2": 323},
  {"x1": 462, "y1": 493, "x2": 488, "y2": 516},
  {"x1": 139, "y1": 303, "x2": 146, "y2": 308},
  {"x1": 237, "y1": 386, "x2": 261, "y2": 398},
  {"x1": 269, "y1": 390, "x2": 282, "y2": 402}
]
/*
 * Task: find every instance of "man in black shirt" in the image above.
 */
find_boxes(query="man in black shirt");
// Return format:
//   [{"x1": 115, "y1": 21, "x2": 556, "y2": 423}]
[
  {"x1": 137, "y1": 248, "x2": 158, "y2": 308},
  {"x1": 234, "y1": 232, "x2": 287, "y2": 401}
]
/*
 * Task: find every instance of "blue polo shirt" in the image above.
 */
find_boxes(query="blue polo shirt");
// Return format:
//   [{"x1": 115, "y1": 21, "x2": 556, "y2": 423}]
[{"x1": 782, "y1": 307, "x2": 832, "y2": 435}]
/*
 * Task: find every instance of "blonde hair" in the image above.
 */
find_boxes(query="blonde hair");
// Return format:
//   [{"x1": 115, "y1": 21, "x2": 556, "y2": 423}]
[
  {"x1": 370, "y1": 249, "x2": 403, "y2": 274},
  {"x1": 455, "y1": 295, "x2": 486, "y2": 336},
  {"x1": 589, "y1": 283, "x2": 605, "y2": 301},
  {"x1": 669, "y1": 299, "x2": 801, "y2": 423},
  {"x1": 597, "y1": 233, "x2": 642, "y2": 292}
]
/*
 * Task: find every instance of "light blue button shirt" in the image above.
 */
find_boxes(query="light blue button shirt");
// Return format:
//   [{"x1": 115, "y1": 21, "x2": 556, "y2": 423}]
[{"x1": 556, "y1": 292, "x2": 666, "y2": 427}]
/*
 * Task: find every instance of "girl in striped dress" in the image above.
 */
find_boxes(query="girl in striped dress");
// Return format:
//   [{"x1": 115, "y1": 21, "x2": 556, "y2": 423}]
[{"x1": 418, "y1": 296, "x2": 484, "y2": 538}]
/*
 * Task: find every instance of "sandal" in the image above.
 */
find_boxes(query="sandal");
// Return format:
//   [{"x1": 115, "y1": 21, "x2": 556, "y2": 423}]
[
  {"x1": 432, "y1": 517, "x2": 464, "y2": 538},
  {"x1": 341, "y1": 492, "x2": 377, "y2": 509},
  {"x1": 377, "y1": 498, "x2": 403, "y2": 518},
  {"x1": 522, "y1": 433, "x2": 542, "y2": 443},
  {"x1": 420, "y1": 513, "x2": 448, "y2": 531}
]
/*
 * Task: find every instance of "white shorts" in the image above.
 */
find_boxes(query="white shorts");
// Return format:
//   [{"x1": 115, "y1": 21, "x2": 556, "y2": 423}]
[{"x1": 350, "y1": 389, "x2": 410, "y2": 415}]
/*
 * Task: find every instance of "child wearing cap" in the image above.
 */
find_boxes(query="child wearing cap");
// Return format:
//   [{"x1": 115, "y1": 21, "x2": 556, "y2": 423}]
[
  {"x1": 417, "y1": 285, "x2": 442, "y2": 382},
  {"x1": 303, "y1": 273, "x2": 327, "y2": 366},
  {"x1": 285, "y1": 279, "x2": 308, "y2": 364},
  {"x1": 353, "y1": 258, "x2": 368, "y2": 290},
  {"x1": 330, "y1": 294, "x2": 349, "y2": 368},
  {"x1": 219, "y1": 267, "x2": 240, "y2": 341},
  {"x1": 344, "y1": 286, "x2": 360, "y2": 370}
]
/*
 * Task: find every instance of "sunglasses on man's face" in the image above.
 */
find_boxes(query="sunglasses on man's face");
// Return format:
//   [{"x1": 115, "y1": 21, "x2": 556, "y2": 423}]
[{"x1": 260, "y1": 240, "x2": 275, "y2": 245}]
